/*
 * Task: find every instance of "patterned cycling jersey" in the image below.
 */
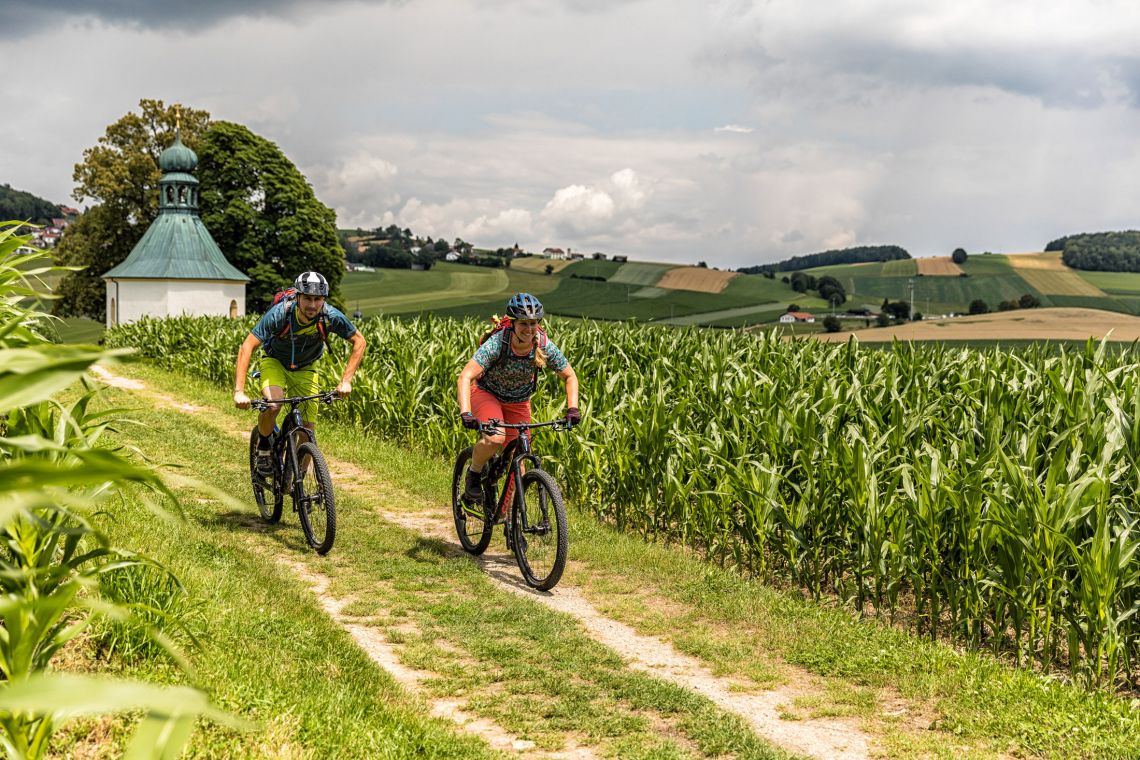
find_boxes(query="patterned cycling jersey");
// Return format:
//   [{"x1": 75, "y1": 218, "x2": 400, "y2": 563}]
[{"x1": 472, "y1": 330, "x2": 569, "y2": 403}]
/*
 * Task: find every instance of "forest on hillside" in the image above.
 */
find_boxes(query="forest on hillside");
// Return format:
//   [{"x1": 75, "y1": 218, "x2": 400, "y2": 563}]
[
  {"x1": 0, "y1": 183, "x2": 62, "y2": 224},
  {"x1": 738, "y1": 244, "x2": 910, "y2": 274},
  {"x1": 1047, "y1": 231, "x2": 1140, "y2": 272}
]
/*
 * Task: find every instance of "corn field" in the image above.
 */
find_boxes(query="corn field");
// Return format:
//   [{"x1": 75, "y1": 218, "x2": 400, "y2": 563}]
[{"x1": 108, "y1": 314, "x2": 1140, "y2": 688}]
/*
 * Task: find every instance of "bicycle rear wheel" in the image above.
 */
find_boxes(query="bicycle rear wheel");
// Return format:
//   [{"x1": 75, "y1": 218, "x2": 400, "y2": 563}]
[
  {"x1": 294, "y1": 441, "x2": 336, "y2": 555},
  {"x1": 249, "y1": 427, "x2": 283, "y2": 523},
  {"x1": 511, "y1": 468, "x2": 568, "y2": 590},
  {"x1": 452, "y1": 447, "x2": 493, "y2": 555}
]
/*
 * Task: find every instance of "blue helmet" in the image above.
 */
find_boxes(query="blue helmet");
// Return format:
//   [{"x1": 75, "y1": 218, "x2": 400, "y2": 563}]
[{"x1": 506, "y1": 292, "x2": 544, "y2": 320}]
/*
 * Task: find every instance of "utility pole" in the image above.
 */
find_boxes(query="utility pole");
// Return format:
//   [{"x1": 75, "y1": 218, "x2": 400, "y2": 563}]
[{"x1": 908, "y1": 278, "x2": 915, "y2": 321}]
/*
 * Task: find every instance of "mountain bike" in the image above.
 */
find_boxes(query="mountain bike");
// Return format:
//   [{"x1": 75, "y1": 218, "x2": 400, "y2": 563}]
[
  {"x1": 247, "y1": 391, "x2": 338, "y2": 555},
  {"x1": 451, "y1": 418, "x2": 570, "y2": 590}
]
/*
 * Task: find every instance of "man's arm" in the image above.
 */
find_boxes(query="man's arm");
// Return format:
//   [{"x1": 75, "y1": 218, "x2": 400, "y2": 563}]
[
  {"x1": 233, "y1": 333, "x2": 263, "y2": 408},
  {"x1": 336, "y1": 331, "x2": 367, "y2": 397}
]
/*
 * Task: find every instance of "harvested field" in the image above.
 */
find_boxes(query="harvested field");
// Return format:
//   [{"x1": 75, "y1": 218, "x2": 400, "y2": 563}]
[
  {"x1": 1005, "y1": 251, "x2": 1065, "y2": 270},
  {"x1": 1006, "y1": 252, "x2": 1105, "y2": 297},
  {"x1": 815, "y1": 307, "x2": 1140, "y2": 342},
  {"x1": 915, "y1": 257, "x2": 963, "y2": 276},
  {"x1": 656, "y1": 267, "x2": 737, "y2": 293},
  {"x1": 509, "y1": 256, "x2": 575, "y2": 274}
]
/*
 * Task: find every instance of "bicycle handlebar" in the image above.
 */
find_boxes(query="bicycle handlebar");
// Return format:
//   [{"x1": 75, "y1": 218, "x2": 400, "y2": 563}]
[
  {"x1": 250, "y1": 390, "x2": 339, "y2": 410},
  {"x1": 477, "y1": 418, "x2": 570, "y2": 434}
]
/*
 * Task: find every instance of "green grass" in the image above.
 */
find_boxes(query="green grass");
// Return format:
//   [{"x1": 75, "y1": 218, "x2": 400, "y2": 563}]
[
  {"x1": 54, "y1": 392, "x2": 498, "y2": 757},
  {"x1": 47, "y1": 316, "x2": 104, "y2": 344},
  {"x1": 1076, "y1": 270, "x2": 1140, "y2": 295},
  {"x1": 89, "y1": 359, "x2": 1140, "y2": 760},
  {"x1": 881, "y1": 259, "x2": 917, "y2": 276}
]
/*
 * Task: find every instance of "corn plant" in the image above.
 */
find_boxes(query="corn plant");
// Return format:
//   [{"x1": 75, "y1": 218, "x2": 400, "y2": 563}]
[{"x1": 0, "y1": 221, "x2": 238, "y2": 758}]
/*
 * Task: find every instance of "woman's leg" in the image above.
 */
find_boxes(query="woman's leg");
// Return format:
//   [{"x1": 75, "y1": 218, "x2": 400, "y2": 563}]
[{"x1": 470, "y1": 387, "x2": 507, "y2": 470}]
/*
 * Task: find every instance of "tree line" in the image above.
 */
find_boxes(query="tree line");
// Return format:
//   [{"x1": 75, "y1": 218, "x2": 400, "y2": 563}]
[
  {"x1": 0, "y1": 184, "x2": 62, "y2": 225},
  {"x1": 738, "y1": 244, "x2": 911, "y2": 274},
  {"x1": 1046, "y1": 231, "x2": 1140, "y2": 272}
]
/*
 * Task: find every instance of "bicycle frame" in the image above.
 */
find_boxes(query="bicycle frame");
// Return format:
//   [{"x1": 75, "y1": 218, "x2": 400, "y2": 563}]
[
  {"x1": 252, "y1": 391, "x2": 335, "y2": 498},
  {"x1": 479, "y1": 419, "x2": 563, "y2": 524}
]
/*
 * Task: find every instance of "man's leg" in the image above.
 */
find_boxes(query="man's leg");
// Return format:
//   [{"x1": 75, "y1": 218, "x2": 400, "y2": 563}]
[{"x1": 254, "y1": 359, "x2": 289, "y2": 477}]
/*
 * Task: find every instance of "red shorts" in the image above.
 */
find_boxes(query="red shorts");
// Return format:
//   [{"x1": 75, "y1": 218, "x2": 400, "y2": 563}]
[{"x1": 471, "y1": 386, "x2": 531, "y2": 447}]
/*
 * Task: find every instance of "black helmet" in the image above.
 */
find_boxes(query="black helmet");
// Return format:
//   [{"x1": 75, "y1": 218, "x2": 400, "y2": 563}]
[
  {"x1": 506, "y1": 292, "x2": 544, "y2": 320},
  {"x1": 294, "y1": 271, "x2": 329, "y2": 296}
]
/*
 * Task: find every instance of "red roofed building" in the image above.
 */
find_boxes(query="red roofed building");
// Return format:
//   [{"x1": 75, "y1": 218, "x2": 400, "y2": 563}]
[{"x1": 779, "y1": 311, "x2": 815, "y2": 324}]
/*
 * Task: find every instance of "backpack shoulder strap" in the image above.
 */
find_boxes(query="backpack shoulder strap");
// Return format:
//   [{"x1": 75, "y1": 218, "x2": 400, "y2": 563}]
[
  {"x1": 317, "y1": 309, "x2": 329, "y2": 342},
  {"x1": 274, "y1": 299, "x2": 296, "y2": 339}
]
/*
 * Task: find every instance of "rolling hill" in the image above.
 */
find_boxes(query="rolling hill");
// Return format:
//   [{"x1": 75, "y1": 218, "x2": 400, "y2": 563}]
[{"x1": 340, "y1": 251, "x2": 1140, "y2": 329}]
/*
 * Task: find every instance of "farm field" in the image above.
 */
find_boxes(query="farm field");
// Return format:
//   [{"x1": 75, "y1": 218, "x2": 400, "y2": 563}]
[
  {"x1": 504, "y1": 255, "x2": 575, "y2": 274},
  {"x1": 914, "y1": 256, "x2": 962, "y2": 276},
  {"x1": 817, "y1": 306, "x2": 1140, "y2": 342},
  {"x1": 608, "y1": 261, "x2": 673, "y2": 286},
  {"x1": 1006, "y1": 252, "x2": 1105, "y2": 296},
  {"x1": 656, "y1": 266, "x2": 737, "y2": 292},
  {"x1": 335, "y1": 254, "x2": 1140, "y2": 328}
]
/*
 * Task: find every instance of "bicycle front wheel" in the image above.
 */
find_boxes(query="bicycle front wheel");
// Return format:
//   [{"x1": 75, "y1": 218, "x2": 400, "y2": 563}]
[
  {"x1": 295, "y1": 441, "x2": 336, "y2": 555},
  {"x1": 249, "y1": 426, "x2": 283, "y2": 523},
  {"x1": 511, "y1": 468, "x2": 568, "y2": 590},
  {"x1": 452, "y1": 447, "x2": 494, "y2": 555}
]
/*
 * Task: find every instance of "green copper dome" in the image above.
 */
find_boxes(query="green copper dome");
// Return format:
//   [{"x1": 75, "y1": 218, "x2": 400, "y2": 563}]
[
  {"x1": 159, "y1": 130, "x2": 197, "y2": 172},
  {"x1": 103, "y1": 129, "x2": 247, "y2": 283}
]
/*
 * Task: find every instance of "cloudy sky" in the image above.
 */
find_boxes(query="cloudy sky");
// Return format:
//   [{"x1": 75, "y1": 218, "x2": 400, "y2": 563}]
[{"x1": 2, "y1": 0, "x2": 1139, "y2": 268}]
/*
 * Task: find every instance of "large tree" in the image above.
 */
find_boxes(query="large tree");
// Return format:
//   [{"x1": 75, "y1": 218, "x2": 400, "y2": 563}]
[
  {"x1": 53, "y1": 99, "x2": 211, "y2": 318},
  {"x1": 197, "y1": 121, "x2": 342, "y2": 311},
  {"x1": 53, "y1": 100, "x2": 342, "y2": 317}
]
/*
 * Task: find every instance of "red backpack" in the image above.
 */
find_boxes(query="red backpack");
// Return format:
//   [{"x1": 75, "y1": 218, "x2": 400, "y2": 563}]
[{"x1": 271, "y1": 287, "x2": 328, "y2": 342}]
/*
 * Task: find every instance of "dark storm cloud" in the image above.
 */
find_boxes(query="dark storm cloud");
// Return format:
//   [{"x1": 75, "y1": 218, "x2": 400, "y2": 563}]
[
  {"x1": 801, "y1": 41, "x2": 1134, "y2": 109},
  {"x1": 0, "y1": 0, "x2": 398, "y2": 38}
]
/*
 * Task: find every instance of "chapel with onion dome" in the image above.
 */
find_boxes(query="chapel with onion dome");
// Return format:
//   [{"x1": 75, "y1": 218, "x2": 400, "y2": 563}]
[{"x1": 101, "y1": 116, "x2": 249, "y2": 327}]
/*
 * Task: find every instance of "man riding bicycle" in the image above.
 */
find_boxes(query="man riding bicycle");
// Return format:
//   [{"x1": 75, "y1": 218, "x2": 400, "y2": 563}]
[
  {"x1": 456, "y1": 292, "x2": 579, "y2": 503},
  {"x1": 233, "y1": 271, "x2": 367, "y2": 475}
]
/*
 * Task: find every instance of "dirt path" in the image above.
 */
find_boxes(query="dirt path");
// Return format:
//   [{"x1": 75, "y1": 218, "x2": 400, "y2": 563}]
[{"x1": 93, "y1": 363, "x2": 876, "y2": 759}]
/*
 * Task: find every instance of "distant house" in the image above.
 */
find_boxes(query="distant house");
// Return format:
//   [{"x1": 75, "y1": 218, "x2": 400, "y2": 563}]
[
  {"x1": 445, "y1": 251, "x2": 461, "y2": 262},
  {"x1": 543, "y1": 247, "x2": 565, "y2": 258},
  {"x1": 779, "y1": 311, "x2": 815, "y2": 324},
  {"x1": 612, "y1": 255, "x2": 628, "y2": 263},
  {"x1": 567, "y1": 252, "x2": 585, "y2": 260},
  {"x1": 591, "y1": 252, "x2": 607, "y2": 260}
]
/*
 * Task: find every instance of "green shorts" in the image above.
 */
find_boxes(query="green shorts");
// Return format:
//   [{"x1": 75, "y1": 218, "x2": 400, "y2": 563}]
[{"x1": 259, "y1": 356, "x2": 320, "y2": 424}]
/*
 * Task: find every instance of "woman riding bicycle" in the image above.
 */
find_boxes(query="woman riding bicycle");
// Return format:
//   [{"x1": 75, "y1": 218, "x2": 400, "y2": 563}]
[{"x1": 457, "y1": 292, "x2": 579, "y2": 502}]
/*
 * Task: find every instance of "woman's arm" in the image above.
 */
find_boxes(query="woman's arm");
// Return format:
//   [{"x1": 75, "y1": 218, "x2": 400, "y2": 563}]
[
  {"x1": 557, "y1": 364, "x2": 578, "y2": 408},
  {"x1": 457, "y1": 359, "x2": 484, "y2": 414}
]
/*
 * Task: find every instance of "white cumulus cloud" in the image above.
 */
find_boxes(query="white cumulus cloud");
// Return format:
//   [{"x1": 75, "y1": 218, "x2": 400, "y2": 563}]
[{"x1": 541, "y1": 184, "x2": 616, "y2": 235}]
